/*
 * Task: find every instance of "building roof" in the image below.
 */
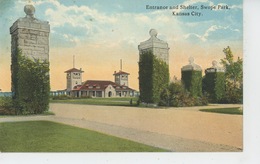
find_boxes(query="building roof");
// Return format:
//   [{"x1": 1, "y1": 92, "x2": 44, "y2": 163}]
[
  {"x1": 113, "y1": 70, "x2": 130, "y2": 75},
  {"x1": 73, "y1": 80, "x2": 135, "y2": 91},
  {"x1": 65, "y1": 68, "x2": 84, "y2": 73}
]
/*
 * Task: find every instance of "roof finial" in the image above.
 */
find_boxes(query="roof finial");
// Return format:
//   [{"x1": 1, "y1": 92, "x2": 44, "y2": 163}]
[
  {"x1": 149, "y1": 29, "x2": 158, "y2": 37},
  {"x1": 24, "y1": 2, "x2": 35, "y2": 18},
  {"x1": 189, "y1": 57, "x2": 194, "y2": 64}
]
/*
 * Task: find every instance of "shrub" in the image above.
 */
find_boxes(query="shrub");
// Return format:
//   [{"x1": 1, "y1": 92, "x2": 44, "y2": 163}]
[
  {"x1": 0, "y1": 97, "x2": 15, "y2": 115},
  {"x1": 52, "y1": 95, "x2": 71, "y2": 100},
  {"x1": 159, "y1": 82, "x2": 208, "y2": 107}
]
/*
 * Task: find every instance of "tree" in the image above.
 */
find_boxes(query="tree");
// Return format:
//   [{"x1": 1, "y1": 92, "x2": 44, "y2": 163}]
[{"x1": 221, "y1": 46, "x2": 243, "y2": 103}]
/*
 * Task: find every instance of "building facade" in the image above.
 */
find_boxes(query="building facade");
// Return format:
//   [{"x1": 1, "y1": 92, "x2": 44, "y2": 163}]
[
  {"x1": 65, "y1": 68, "x2": 135, "y2": 98},
  {"x1": 71, "y1": 80, "x2": 135, "y2": 98}
]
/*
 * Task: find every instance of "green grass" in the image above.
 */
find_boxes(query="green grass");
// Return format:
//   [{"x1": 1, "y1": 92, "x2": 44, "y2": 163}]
[
  {"x1": 50, "y1": 97, "x2": 139, "y2": 106},
  {"x1": 199, "y1": 107, "x2": 243, "y2": 115},
  {"x1": 0, "y1": 121, "x2": 166, "y2": 152}
]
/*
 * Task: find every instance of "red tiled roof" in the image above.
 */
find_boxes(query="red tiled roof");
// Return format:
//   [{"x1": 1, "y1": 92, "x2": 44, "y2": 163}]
[
  {"x1": 113, "y1": 70, "x2": 130, "y2": 75},
  {"x1": 74, "y1": 80, "x2": 135, "y2": 91},
  {"x1": 65, "y1": 68, "x2": 84, "y2": 73}
]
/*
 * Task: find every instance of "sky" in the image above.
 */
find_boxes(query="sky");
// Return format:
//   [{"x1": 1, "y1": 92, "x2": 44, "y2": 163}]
[{"x1": 0, "y1": 0, "x2": 243, "y2": 91}]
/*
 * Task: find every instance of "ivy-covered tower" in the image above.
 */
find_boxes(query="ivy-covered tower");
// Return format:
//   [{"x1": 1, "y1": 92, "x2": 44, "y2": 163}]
[
  {"x1": 10, "y1": 4, "x2": 50, "y2": 96},
  {"x1": 203, "y1": 60, "x2": 225, "y2": 102},
  {"x1": 9, "y1": 4, "x2": 50, "y2": 114},
  {"x1": 181, "y1": 57, "x2": 202, "y2": 97},
  {"x1": 138, "y1": 29, "x2": 170, "y2": 104}
]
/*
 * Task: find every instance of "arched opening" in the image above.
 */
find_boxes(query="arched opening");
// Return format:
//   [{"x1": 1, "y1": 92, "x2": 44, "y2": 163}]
[{"x1": 108, "y1": 91, "x2": 112, "y2": 97}]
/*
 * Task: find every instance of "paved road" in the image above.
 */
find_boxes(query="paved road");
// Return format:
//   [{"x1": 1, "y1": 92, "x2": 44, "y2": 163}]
[{"x1": 0, "y1": 103, "x2": 243, "y2": 152}]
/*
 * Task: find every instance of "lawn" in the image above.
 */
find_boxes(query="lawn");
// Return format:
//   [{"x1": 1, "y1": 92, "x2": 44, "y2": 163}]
[
  {"x1": 199, "y1": 107, "x2": 243, "y2": 115},
  {"x1": 50, "y1": 97, "x2": 138, "y2": 106},
  {"x1": 0, "y1": 121, "x2": 166, "y2": 152}
]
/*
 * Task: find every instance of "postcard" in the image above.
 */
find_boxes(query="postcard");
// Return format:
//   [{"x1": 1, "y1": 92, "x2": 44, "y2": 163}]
[{"x1": 0, "y1": 0, "x2": 247, "y2": 163}]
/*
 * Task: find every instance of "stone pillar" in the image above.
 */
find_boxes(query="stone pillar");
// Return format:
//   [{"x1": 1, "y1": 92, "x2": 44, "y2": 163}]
[
  {"x1": 10, "y1": 4, "x2": 50, "y2": 97},
  {"x1": 181, "y1": 57, "x2": 202, "y2": 97},
  {"x1": 138, "y1": 29, "x2": 170, "y2": 104},
  {"x1": 138, "y1": 29, "x2": 169, "y2": 64},
  {"x1": 203, "y1": 60, "x2": 225, "y2": 102}
]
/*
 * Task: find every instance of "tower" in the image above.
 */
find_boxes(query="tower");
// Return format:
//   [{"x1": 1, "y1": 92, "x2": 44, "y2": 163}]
[
  {"x1": 9, "y1": 3, "x2": 50, "y2": 113},
  {"x1": 203, "y1": 60, "x2": 225, "y2": 102},
  {"x1": 113, "y1": 71, "x2": 129, "y2": 86},
  {"x1": 65, "y1": 68, "x2": 84, "y2": 92},
  {"x1": 138, "y1": 29, "x2": 169, "y2": 64},
  {"x1": 181, "y1": 57, "x2": 202, "y2": 97},
  {"x1": 10, "y1": 4, "x2": 50, "y2": 96},
  {"x1": 138, "y1": 29, "x2": 170, "y2": 104}
]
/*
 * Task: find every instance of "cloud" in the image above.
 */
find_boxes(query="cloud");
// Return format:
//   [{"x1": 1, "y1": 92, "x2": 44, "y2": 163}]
[
  {"x1": 30, "y1": 0, "x2": 183, "y2": 49},
  {"x1": 184, "y1": 25, "x2": 240, "y2": 42},
  {"x1": 9, "y1": 0, "x2": 241, "y2": 50}
]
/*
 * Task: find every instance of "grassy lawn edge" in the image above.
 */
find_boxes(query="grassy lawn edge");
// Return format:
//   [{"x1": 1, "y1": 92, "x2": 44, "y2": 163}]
[
  {"x1": 199, "y1": 107, "x2": 243, "y2": 115},
  {"x1": 0, "y1": 120, "x2": 167, "y2": 152}
]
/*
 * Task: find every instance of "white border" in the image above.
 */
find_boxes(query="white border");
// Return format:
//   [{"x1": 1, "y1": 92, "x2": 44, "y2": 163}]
[{"x1": 1, "y1": 0, "x2": 260, "y2": 163}]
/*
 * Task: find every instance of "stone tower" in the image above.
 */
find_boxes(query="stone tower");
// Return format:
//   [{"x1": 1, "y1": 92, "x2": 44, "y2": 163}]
[
  {"x1": 181, "y1": 57, "x2": 202, "y2": 97},
  {"x1": 203, "y1": 60, "x2": 225, "y2": 102},
  {"x1": 65, "y1": 68, "x2": 84, "y2": 92},
  {"x1": 113, "y1": 71, "x2": 130, "y2": 86},
  {"x1": 10, "y1": 4, "x2": 50, "y2": 97},
  {"x1": 138, "y1": 29, "x2": 169, "y2": 64},
  {"x1": 10, "y1": 4, "x2": 50, "y2": 61}
]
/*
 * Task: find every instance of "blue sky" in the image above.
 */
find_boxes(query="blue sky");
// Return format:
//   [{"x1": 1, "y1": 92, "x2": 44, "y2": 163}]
[{"x1": 0, "y1": 0, "x2": 243, "y2": 91}]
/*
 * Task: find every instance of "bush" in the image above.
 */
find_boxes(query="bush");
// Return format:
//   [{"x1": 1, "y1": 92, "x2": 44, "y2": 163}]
[
  {"x1": 159, "y1": 82, "x2": 208, "y2": 107},
  {"x1": 0, "y1": 97, "x2": 16, "y2": 115},
  {"x1": 52, "y1": 95, "x2": 71, "y2": 100}
]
